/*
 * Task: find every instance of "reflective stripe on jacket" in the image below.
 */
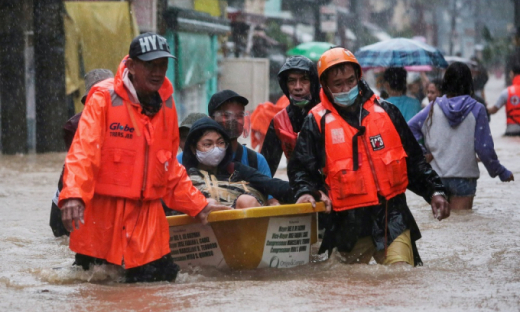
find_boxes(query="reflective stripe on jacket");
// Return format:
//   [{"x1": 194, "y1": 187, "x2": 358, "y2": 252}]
[
  {"x1": 93, "y1": 78, "x2": 176, "y2": 200},
  {"x1": 506, "y1": 76, "x2": 520, "y2": 125},
  {"x1": 58, "y1": 56, "x2": 208, "y2": 268},
  {"x1": 310, "y1": 92, "x2": 408, "y2": 211},
  {"x1": 273, "y1": 108, "x2": 298, "y2": 159}
]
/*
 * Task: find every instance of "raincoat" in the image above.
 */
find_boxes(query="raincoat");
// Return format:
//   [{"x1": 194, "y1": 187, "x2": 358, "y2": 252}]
[
  {"x1": 288, "y1": 80, "x2": 446, "y2": 265},
  {"x1": 250, "y1": 96, "x2": 288, "y2": 150},
  {"x1": 506, "y1": 76, "x2": 520, "y2": 125},
  {"x1": 261, "y1": 56, "x2": 320, "y2": 176},
  {"x1": 58, "y1": 56, "x2": 208, "y2": 269}
]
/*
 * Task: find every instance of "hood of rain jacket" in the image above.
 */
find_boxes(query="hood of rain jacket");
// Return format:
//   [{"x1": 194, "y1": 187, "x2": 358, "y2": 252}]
[
  {"x1": 278, "y1": 56, "x2": 320, "y2": 107},
  {"x1": 436, "y1": 94, "x2": 478, "y2": 127},
  {"x1": 182, "y1": 117, "x2": 234, "y2": 174}
]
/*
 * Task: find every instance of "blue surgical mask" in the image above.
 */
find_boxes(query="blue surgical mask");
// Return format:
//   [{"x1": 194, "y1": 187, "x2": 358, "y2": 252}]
[{"x1": 331, "y1": 85, "x2": 359, "y2": 107}]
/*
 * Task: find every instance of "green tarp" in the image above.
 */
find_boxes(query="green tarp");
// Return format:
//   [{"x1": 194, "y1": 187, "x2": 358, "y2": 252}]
[{"x1": 176, "y1": 32, "x2": 216, "y2": 89}]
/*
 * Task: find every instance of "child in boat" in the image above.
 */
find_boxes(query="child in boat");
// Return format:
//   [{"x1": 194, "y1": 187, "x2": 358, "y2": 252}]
[{"x1": 181, "y1": 117, "x2": 294, "y2": 208}]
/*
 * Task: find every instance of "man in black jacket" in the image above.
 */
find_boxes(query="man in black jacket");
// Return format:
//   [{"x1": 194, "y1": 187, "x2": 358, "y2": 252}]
[
  {"x1": 261, "y1": 56, "x2": 320, "y2": 177},
  {"x1": 288, "y1": 48, "x2": 450, "y2": 266}
]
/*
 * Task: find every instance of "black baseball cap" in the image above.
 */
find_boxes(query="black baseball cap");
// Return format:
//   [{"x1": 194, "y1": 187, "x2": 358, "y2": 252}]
[
  {"x1": 208, "y1": 90, "x2": 249, "y2": 116},
  {"x1": 129, "y1": 32, "x2": 176, "y2": 61}
]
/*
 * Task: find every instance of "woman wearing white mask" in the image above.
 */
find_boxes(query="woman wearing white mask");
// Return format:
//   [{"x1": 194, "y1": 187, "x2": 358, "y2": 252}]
[{"x1": 181, "y1": 117, "x2": 293, "y2": 209}]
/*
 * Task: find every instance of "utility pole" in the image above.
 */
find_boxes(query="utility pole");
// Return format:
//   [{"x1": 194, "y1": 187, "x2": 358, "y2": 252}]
[
  {"x1": 349, "y1": 0, "x2": 360, "y2": 49},
  {"x1": 515, "y1": 0, "x2": 520, "y2": 35},
  {"x1": 449, "y1": 0, "x2": 457, "y2": 55},
  {"x1": 474, "y1": 0, "x2": 482, "y2": 45},
  {"x1": 314, "y1": 1, "x2": 326, "y2": 42},
  {"x1": 505, "y1": 0, "x2": 520, "y2": 85},
  {"x1": 33, "y1": 0, "x2": 67, "y2": 153},
  {"x1": 0, "y1": 1, "x2": 27, "y2": 154}
]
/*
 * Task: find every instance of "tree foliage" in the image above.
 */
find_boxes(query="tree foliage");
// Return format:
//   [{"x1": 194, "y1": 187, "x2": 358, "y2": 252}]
[{"x1": 481, "y1": 26, "x2": 513, "y2": 68}]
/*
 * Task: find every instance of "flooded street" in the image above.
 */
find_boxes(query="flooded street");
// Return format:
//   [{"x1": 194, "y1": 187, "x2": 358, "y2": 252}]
[{"x1": 1, "y1": 76, "x2": 519, "y2": 311}]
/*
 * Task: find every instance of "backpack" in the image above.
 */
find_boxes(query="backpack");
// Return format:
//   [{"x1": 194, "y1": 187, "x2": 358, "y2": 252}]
[{"x1": 233, "y1": 145, "x2": 258, "y2": 169}]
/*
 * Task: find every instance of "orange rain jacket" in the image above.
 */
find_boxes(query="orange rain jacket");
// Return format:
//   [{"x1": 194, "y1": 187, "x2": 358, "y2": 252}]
[
  {"x1": 58, "y1": 56, "x2": 208, "y2": 268},
  {"x1": 272, "y1": 108, "x2": 297, "y2": 159},
  {"x1": 506, "y1": 75, "x2": 520, "y2": 125},
  {"x1": 250, "y1": 95, "x2": 289, "y2": 150}
]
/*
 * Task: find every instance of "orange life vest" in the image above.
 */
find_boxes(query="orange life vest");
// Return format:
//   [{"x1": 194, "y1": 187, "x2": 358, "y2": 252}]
[
  {"x1": 506, "y1": 76, "x2": 520, "y2": 125},
  {"x1": 311, "y1": 92, "x2": 408, "y2": 211},
  {"x1": 273, "y1": 108, "x2": 298, "y2": 159},
  {"x1": 250, "y1": 100, "x2": 286, "y2": 150},
  {"x1": 93, "y1": 79, "x2": 177, "y2": 200}
]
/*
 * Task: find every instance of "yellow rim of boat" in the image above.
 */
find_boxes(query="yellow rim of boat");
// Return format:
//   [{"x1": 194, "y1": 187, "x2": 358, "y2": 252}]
[{"x1": 167, "y1": 202, "x2": 326, "y2": 226}]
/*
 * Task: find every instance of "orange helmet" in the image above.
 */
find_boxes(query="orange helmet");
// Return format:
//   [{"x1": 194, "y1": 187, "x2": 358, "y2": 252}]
[{"x1": 317, "y1": 47, "x2": 362, "y2": 80}]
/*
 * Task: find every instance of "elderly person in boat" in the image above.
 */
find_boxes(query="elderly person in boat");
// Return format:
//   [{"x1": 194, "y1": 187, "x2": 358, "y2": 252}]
[{"x1": 182, "y1": 117, "x2": 294, "y2": 208}]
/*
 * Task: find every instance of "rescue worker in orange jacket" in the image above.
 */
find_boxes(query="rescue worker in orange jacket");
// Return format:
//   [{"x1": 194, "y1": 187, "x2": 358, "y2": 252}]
[
  {"x1": 261, "y1": 56, "x2": 321, "y2": 176},
  {"x1": 488, "y1": 63, "x2": 520, "y2": 136},
  {"x1": 288, "y1": 48, "x2": 450, "y2": 266},
  {"x1": 50, "y1": 69, "x2": 114, "y2": 238},
  {"x1": 58, "y1": 33, "x2": 228, "y2": 282}
]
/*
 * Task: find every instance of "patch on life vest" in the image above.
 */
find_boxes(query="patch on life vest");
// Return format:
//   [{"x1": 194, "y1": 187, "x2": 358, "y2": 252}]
[
  {"x1": 325, "y1": 114, "x2": 336, "y2": 124},
  {"x1": 511, "y1": 95, "x2": 520, "y2": 106},
  {"x1": 373, "y1": 104, "x2": 385, "y2": 113},
  {"x1": 369, "y1": 134, "x2": 385, "y2": 151},
  {"x1": 331, "y1": 128, "x2": 345, "y2": 144}
]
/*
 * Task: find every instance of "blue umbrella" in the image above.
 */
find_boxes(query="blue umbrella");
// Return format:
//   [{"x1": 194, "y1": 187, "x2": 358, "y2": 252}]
[{"x1": 354, "y1": 38, "x2": 448, "y2": 70}]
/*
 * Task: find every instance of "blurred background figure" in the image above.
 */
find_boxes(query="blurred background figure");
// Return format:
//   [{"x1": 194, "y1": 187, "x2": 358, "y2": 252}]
[
  {"x1": 178, "y1": 112, "x2": 207, "y2": 153},
  {"x1": 471, "y1": 56, "x2": 489, "y2": 103},
  {"x1": 383, "y1": 67, "x2": 422, "y2": 121},
  {"x1": 406, "y1": 72, "x2": 425, "y2": 102},
  {"x1": 374, "y1": 71, "x2": 389, "y2": 99},
  {"x1": 422, "y1": 78, "x2": 443, "y2": 108},
  {"x1": 488, "y1": 63, "x2": 520, "y2": 136}
]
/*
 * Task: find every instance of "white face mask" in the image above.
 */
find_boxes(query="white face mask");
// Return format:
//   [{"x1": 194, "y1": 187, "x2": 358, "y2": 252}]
[{"x1": 196, "y1": 146, "x2": 226, "y2": 167}]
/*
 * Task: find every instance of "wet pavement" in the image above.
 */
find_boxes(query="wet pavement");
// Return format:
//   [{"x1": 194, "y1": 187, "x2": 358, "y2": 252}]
[{"x1": 0, "y1": 76, "x2": 519, "y2": 311}]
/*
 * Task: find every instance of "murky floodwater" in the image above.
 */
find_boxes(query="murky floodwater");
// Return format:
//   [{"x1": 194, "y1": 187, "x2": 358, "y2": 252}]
[{"x1": 1, "y1": 77, "x2": 519, "y2": 311}]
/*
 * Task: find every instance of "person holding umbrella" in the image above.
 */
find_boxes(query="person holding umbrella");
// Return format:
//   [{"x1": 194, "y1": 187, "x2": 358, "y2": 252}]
[{"x1": 288, "y1": 47, "x2": 449, "y2": 266}]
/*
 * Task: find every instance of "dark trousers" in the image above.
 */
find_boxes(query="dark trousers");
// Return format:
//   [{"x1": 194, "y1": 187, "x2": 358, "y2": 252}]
[{"x1": 74, "y1": 253, "x2": 180, "y2": 283}]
